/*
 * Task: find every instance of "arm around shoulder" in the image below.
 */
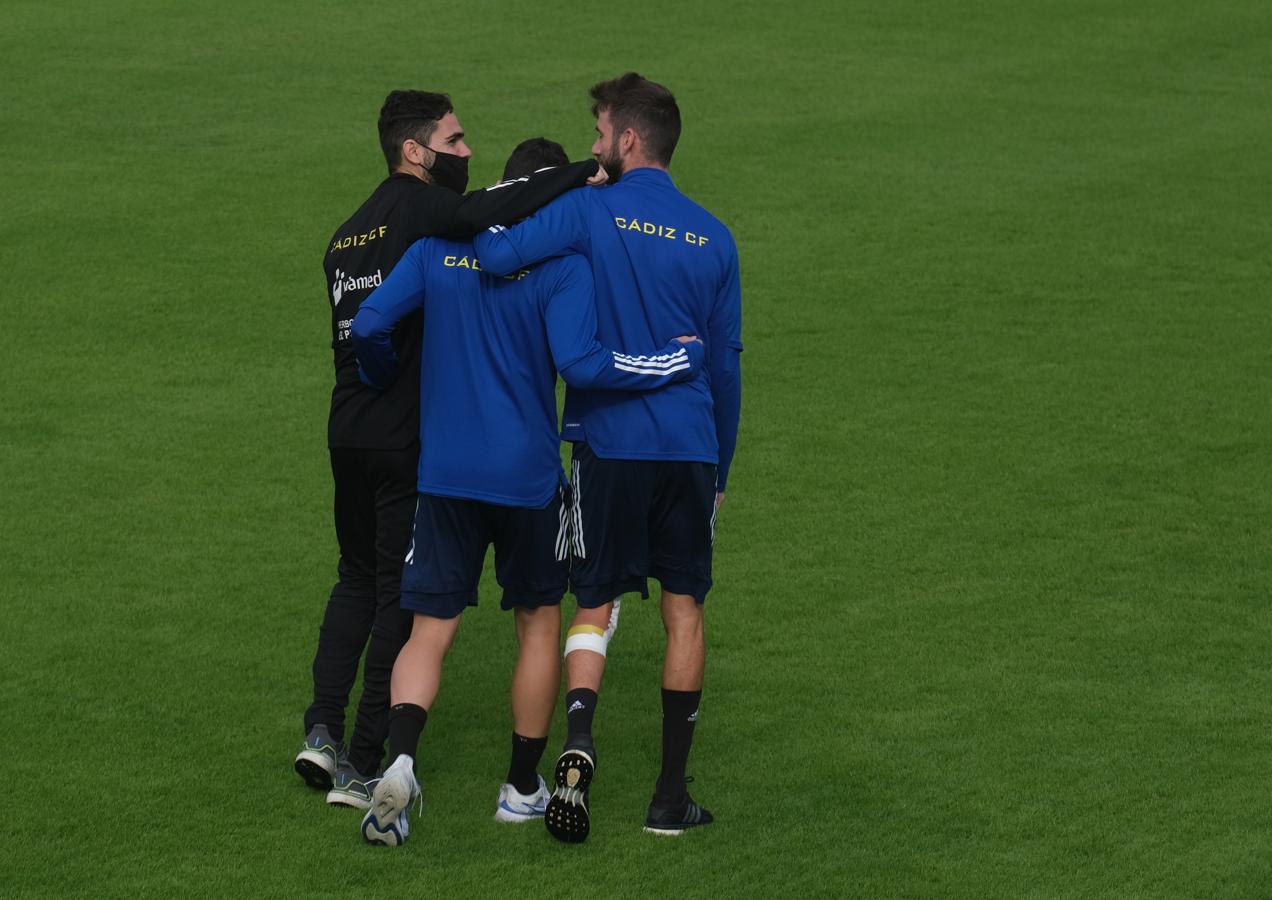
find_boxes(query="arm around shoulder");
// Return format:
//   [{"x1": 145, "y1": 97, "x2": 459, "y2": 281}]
[
  {"x1": 449, "y1": 160, "x2": 599, "y2": 238},
  {"x1": 350, "y1": 242, "x2": 430, "y2": 388},
  {"x1": 547, "y1": 256, "x2": 701, "y2": 392},
  {"x1": 473, "y1": 188, "x2": 590, "y2": 276}
]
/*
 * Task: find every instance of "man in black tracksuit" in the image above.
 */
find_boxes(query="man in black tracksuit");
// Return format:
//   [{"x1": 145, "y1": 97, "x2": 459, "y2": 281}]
[{"x1": 294, "y1": 90, "x2": 602, "y2": 807}]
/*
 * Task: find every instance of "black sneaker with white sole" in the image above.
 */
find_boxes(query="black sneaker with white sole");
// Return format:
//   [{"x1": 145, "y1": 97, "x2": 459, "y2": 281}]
[
  {"x1": 544, "y1": 746, "x2": 595, "y2": 844},
  {"x1": 327, "y1": 762, "x2": 380, "y2": 809},
  {"x1": 643, "y1": 791, "x2": 714, "y2": 836},
  {"x1": 294, "y1": 724, "x2": 346, "y2": 791}
]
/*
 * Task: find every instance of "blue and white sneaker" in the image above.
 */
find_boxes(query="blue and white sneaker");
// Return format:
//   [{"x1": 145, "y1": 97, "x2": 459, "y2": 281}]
[
  {"x1": 294, "y1": 725, "x2": 345, "y2": 791},
  {"x1": 494, "y1": 775, "x2": 549, "y2": 823},
  {"x1": 361, "y1": 754, "x2": 420, "y2": 847}
]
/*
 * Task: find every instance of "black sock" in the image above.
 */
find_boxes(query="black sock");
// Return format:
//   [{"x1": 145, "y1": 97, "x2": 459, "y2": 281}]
[
  {"x1": 506, "y1": 733, "x2": 548, "y2": 795},
  {"x1": 655, "y1": 689, "x2": 701, "y2": 801},
  {"x1": 387, "y1": 703, "x2": 428, "y2": 763},
  {"x1": 564, "y1": 688, "x2": 598, "y2": 748}
]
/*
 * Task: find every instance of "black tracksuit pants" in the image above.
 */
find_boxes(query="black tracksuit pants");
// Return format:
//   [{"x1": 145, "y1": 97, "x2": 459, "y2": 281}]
[{"x1": 305, "y1": 446, "x2": 417, "y2": 776}]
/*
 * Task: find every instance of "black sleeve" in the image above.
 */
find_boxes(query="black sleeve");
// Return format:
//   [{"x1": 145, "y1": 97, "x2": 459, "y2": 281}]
[{"x1": 400, "y1": 160, "x2": 600, "y2": 242}]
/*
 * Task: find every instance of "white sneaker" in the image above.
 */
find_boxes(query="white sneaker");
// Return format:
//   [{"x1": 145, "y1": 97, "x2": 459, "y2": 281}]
[
  {"x1": 360, "y1": 755, "x2": 421, "y2": 846},
  {"x1": 494, "y1": 775, "x2": 549, "y2": 823}
]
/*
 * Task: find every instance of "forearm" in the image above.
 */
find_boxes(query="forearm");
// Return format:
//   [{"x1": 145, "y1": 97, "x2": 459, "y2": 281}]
[
  {"x1": 558, "y1": 339, "x2": 702, "y2": 391},
  {"x1": 472, "y1": 190, "x2": 588, "y2": 276},
  {"x1": 350, "y1": 305, "x2": 401, "y2": 389},
  {"x1": 710, "y1": 352, "x2": 741, "y2": 490},
  {"x1": 445, "y1": 161, "x2": 598, "y2": 239},
  {"x1": 473, "y1": 224, "x2": 524, "y2": 275}
]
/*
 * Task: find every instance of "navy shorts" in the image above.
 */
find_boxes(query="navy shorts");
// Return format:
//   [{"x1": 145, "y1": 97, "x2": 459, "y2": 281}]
[
  {"x1": 566, "y1": 442, "x2": 717, "y2": 607},
  {"x1": 400, "y1": 491, "x2": 569, "y2": 619}
]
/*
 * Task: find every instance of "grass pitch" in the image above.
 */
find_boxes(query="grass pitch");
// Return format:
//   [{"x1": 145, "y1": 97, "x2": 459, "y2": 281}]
[{"x1": 3, "y1": 1, "x2": 1271, "y2": 897}]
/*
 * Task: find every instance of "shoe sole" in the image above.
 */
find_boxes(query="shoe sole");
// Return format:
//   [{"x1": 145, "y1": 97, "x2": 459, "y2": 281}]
[
  {"x1": 361, "y1": 770, "x2": 416, "y2": 847},
  {"x1": 361, "y1": 814, "x2": 403, "y2": 846},
  {"x1": 494, "y1": 806, "x2": 545, "y2": 823},
  {"x1": 643, "y1": 825, "x2": 685, "y2": 836},
  {"x1": 295, "y1": 751, "x2": 336, "y2": 790},
  {"x1": 327, "y1": 789, "x2": 372, "y2": 810},
  {"x1": 643, "y1": 801, "x2": 714, "y2": 837},
  {"x1": 370, "y1": 771, "x2": 413, "y2": 827},
  {"x1": 545, "y1": 749, "x2": 594, "y2": 844}
]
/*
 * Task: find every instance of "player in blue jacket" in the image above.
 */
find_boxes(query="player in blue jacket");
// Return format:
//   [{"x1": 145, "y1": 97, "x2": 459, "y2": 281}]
[
  {"x1": 349, "y1": 138, "x2": 702, "y2": 847},
  {"x1": 474, "y1": 73, "x2": 742, "y2": 840}
]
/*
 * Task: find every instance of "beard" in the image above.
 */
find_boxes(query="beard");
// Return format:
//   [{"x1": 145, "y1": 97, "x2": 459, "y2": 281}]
[{"x1": 597, "y1": 135, "x2": 625, "y2": 181}]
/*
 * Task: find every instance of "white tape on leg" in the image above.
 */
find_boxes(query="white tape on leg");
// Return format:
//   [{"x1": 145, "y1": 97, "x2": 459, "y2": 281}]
[
  {"x1": 564, "y1": 632, "x2": 608, "y2": 657},
  {"x1": 604, "y1": 599, "x2": 621, "y2": 643}
]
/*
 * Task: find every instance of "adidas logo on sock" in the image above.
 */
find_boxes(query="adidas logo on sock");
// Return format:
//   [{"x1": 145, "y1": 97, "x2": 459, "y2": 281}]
[
  {"x1": 688, "y1": 709, "x2": 699, "y2": 722},
  {"x1": 568, "y1": 700, "x2": 586, "y2": 713}
]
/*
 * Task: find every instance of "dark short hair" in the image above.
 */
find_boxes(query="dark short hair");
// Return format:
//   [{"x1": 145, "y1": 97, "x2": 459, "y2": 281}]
[
  {"x1": 502, "y1": 137, "x2": 570, "y2": 180},
  {"x1": 589, "y1": 72, "x2": 681, "y2": 166},
  {"x1": 377, "y1": 90, "x2": 453, "y2": 171}
]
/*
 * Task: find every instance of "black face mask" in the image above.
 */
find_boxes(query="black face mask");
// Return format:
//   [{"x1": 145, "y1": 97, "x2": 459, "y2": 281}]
[{"x1": 427, "y1": 150, "x2": 469, "y2": 194}]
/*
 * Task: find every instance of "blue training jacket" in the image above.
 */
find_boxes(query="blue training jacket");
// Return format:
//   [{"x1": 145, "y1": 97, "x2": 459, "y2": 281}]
[
  {"x1": 473, "y1": 167, "x2": 743, "y2": 490},
  {"x1": 350, "y1": 239, "x2": 702, "y2": 508}
]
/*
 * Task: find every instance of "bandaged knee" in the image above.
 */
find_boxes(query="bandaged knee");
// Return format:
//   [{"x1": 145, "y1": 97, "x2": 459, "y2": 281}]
[{"x1": 565, "y1": 624, "x2": 609, "y2": 658}]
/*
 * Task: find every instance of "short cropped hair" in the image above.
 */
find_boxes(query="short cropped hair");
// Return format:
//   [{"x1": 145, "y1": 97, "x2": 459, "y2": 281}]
[
  {"x1": 589, "y1": 72, "x2": 681, "y2": 166},
  {"x1": 502, "y1": 137, "x2": 570, "y2": 181},
  {"x1": 377, "y1": 90, "x2": 453, "y2": 171}
]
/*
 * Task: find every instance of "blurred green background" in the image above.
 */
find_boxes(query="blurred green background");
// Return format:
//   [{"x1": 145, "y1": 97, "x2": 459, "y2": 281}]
[{"x1": 2, "y1": 1, "x2": 1270, "y2": 896}]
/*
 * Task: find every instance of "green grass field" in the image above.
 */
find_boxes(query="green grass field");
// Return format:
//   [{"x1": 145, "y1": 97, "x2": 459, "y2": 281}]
[{"x1": 3, "y1": 1, "x2": 1271, "y2": 896}]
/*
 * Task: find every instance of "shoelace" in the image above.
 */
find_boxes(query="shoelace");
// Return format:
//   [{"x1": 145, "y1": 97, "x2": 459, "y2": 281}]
[
  {"x1": 410, "y1": 777, "x2": 424, "y2": 818},
  {"x1": 681, "y1": 776, "x2": 702, "y2": 820}
]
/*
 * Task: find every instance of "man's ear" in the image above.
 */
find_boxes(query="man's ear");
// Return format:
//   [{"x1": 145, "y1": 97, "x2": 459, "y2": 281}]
[
  {"x1": 402, "y1": 139, "x2": 432, "y2": 167},
  {"x1": 620, "y1": 127, "x2": 638, "y2": 157}
]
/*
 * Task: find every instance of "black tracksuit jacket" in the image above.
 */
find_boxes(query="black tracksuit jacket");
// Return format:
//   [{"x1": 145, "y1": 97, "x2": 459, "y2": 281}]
[{"x1": 322, "y1": 161, "x2": 599, "y2": 450}]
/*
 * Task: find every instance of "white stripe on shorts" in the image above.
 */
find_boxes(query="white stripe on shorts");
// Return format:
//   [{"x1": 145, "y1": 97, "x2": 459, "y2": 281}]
[
  {"x1": 571, "y1": 458, "x2": 586, "y2": 558},
  {"x1": 405, "y1": 495, "x2": 421, "y2": 564},
  {"x1": 555, "y1": 486, "x2": 570, "y2": 562}
]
